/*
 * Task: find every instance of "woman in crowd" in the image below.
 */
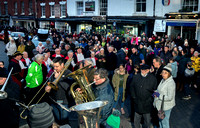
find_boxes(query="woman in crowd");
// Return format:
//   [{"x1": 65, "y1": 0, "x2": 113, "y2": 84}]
[
  {"x1": 6, "y1": 38, "x2": 17, "y2": 62},
  {"x1": 25, "y1": 40, "x2": 35, "y2": 60},
  {"x1": 96, "y1": 48, "x2": 107, "y2": 69},
  {"x1": 191, "y1": 51, "x2": 200, "y2": 88},
  {"x1": 112, "y1": 64, "x2": 129, "y2": 114},
  {"x1": 153, "y1": 63, "x2": 176, "y2": 128}
]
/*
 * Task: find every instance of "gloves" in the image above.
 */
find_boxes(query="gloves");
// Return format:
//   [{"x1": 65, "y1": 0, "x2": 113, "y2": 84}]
[{"x1": 152, "y1": 92, "x2": 160, "y2": 97}]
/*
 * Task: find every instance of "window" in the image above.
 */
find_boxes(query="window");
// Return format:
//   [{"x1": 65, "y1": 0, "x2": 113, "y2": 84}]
[
  {"x1": 41, "y1": 6, "x2": 45, "y2": 17},
  {"x1": 4, "y1": 2, "x2": 8, "y2": 15},
  {"x1": 50, "y1": 5, "x2": 55, "y2": 17},
  {"x1": 61, "y1": 4, "x2": 66, "y2": 17},
  {"x1": 136, "y1": 0, "x2": 146, "y2": 12},
  {"x1": 77, "y1": 2, "x2": 83, "y2": 15},
  {"x1": 182, "y1": 0, "x2": 198, "y2": 12},
  {"x1": 29, "y1": 0, "x2": 33, "y2": 14},
  {"x1": 14, "y1": 2, "x2": 17, "y2": 14},
  {"x1": 21, "y1": 1, "x2": 25, "y2": 14},
  {"x1": 100, "y1": 0, "x2": 107, "y2": 15}
]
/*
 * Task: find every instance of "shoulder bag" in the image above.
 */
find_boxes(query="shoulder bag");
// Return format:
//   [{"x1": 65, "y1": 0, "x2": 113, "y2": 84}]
[{"x1": 158, "y1": 95, "x2": 165, "y2": 120}]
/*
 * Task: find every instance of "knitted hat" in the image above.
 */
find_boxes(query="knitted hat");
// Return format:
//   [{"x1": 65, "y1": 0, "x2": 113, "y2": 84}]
[
  {"x1": 0, "y1": 67, "x2": 8, "y2": 78},
  {"x1": 163, "y1": 63, "x2": 172, "y2": 74},
  {"x1": 106, "y1": 110, "x2": 121, "y2": 128},
  {"x1": 27, "y1": 102, "x2": 54, "y2": 128}
]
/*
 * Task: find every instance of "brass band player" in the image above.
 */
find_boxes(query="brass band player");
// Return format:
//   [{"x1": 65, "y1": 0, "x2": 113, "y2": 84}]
[{"x1": 45, "y1": 57, "x2": 76, "y2": 125}]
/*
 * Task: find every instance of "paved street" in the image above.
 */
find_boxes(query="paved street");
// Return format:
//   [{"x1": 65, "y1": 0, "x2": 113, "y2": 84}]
[{"x1": 0, "y1": 41, "x2": 200, "y2": 128}]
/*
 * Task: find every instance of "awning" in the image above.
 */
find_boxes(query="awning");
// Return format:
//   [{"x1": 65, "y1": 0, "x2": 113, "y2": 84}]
[{"x1": 166, "y1": 20, "x2": 197, "y2": 27}]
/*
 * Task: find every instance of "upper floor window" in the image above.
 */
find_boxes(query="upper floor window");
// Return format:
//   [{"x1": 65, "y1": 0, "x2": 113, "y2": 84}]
[
  {"x1": 21, "y1": 1, "x2": 25, "y2": 14},
  {"x1": 14, "y1": 2, "x2": 17, "y2": 14},
  {"x1": 100, "y1": 0, "x2": 107, "y2": 15},
  {"x1": 49, "y1": 2, "x2": 55, "y2": 18},
  {"x1": 136, "y1": 0, "x2": 146, "y2": 12},
  {"x1": 77, "y1": 2, "x2": 83, "y2": 15},
  {"x1": 4, "y1": 2, "x2": 8, "y2": 15},
  {"x1": 60, "y1": 1, "x2": 66, "y2": 17},
  {"x1": 40, "y1": 3, "x2": 46, "y2": 18},
  {"x1": 182, "y1": 0, "x2": 198, "y2": 12},
  {"x1": 29, "y1": 0, "x2": 33, "y2": 14}
]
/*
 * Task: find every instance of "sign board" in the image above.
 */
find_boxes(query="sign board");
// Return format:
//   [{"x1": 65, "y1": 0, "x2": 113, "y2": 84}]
[
  {"x1": 162, "y1": 0, "x2": 170, "y2": 6},
  {"x1": 55, "y1": 4, "x2": 60, "y2": 18},
  {"x1": 85, "y1": 1, "x2": 95, "y2": 11},
  {"x1": 92, "y1": 16, "x2": 106, "y2": 22},
  {"x1": 154, "y1": 20, "x2": 166, "y2": 32}
]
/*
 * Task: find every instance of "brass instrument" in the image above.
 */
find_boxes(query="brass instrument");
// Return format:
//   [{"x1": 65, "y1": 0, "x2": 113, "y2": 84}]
[
  {"x1": 0, "y1": 67, "x2": 13, "y2": 99},
  {"x1": 70, "y1": 101, "x2": 108, "y2": 128},
  {"x1": 68, "y1": 65, "x2": 95, "y2": 104},
  {"x1": 47, "y1": 58, "x2": 72, "y2": 90},
  {"x1": 20, "y1": 58, "x2": 72, "y2": 119}
]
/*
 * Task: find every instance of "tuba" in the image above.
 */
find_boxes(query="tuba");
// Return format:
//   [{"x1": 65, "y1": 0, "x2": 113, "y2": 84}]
[
  {"x1": 47, "y1": 58, "x2": 72, "y2": 90},
  {"x1": 67, "y1": 65, "x2": 95, "y2": 104}
]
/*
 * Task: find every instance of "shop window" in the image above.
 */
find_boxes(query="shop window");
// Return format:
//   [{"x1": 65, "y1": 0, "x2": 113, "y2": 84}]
[
  {"x1": 21, "y1": 1, "x2": 25, "y2": 15},
  {"x1": 29, "y1": 0, "x2": 33, "y2": 15},
  {"x1": 4, "y1": 2, "x2": 8, "y2": 15},
  {"x1": 77, "y1": 2, "x2": 83, "y2": 15},
  {"x1": 100, "y1": 0, "x2": 107, "y2": 15},
  {"x1": 182, "y1": 0, "x2": 198, "y2": 12},
  {"x1": 136, "y1": 0, "x2": 146, "y2": 12},
  {"x1": 61, "y1": 4, "x2": 66, "y2": 17},
  {"x1": 14, "y1": 2, "x2": 17, "y2": 15}
]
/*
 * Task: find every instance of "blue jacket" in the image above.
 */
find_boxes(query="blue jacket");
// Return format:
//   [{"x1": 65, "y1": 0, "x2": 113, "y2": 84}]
[{"x1": 93, "y1": 78, "x2": 114, "y2": 125}]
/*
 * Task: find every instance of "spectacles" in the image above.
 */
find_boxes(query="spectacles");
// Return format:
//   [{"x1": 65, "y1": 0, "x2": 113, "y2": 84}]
[{"x1": 94, "y1": 78, "x2": 102, "y2": 81}]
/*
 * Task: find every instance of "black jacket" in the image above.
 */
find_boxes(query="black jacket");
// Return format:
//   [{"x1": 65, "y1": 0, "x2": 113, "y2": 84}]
[
  {"x1": 49, "y1": 69, "x2": 73, "y2": 105},
  {"x1": 116, "y1": 49, "x2": 127, "y2": 67},
  {"x1": 130, "y1": 73, "x2": 157, "y2": 114},
  {"x1": 0, "y1": 78, "x2": 20, "y2": 128},
  {"x1": 106, "y1": 52, "x2": 117, "y2": 71}
]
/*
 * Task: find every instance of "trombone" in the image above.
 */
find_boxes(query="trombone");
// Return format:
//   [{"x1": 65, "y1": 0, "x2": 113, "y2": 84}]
[{"x1": 20, "y1": 58, "x2": 72, "y2": 119}]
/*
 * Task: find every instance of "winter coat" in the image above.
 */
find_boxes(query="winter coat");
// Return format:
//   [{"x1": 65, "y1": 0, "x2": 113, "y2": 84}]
[
  {"x1": 50, "y1": 69, "x2": 72, "y2": 105},
  {"x1": 6, "y1": 42, "x2": 17, "y2": 56},
  {"x1": 0, "y1": 78, "x2": 20, "y2": 128},
  {"x1": 160, "y1": 51, "x2": 172, "y2": 64},
  {"x1": 184, "y1": 67, "x2": 195, "y2": 84},
  {"x1": 26, "y1": 61, "x2": 43, "y2": 88},
  {"x1": 154, "y1": 76, "x2": 176, "y2": 111},
  {"x1": 17, "y1": 44, "x2": 25, "y2": 53},
  {"x1": 130, "y1": 73, "x2": 157, "y2": 114},
  {"x1": 93, "y1": 78, "x2": 114, "y2": 124},
  {"x1": 112, "y1": 69, "x2": 129, "y2": 102},
  {"x1": 171, "y1": 61, "x2": 178, "y2": 78},
  {"x1": 177, "y1": 55, "x2": 191, "y2": 74},
  {"x1": 116, "y1": 49, "x2": 127, "y2": 67},
  {"x1": 106, "y1": 52, "x2": 117, "y2": 71},
  {"x1": 191, "y1": 56, "x2": 200, "y2": 72}
]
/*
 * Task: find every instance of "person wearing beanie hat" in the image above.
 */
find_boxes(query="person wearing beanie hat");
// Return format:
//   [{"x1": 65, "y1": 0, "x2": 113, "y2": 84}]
[
  {"x1": 106, "y1": 110, "x2": 121, "y2": 128},
  {"x1": 28, "y1": 102, "x2": 54, "y2": 128},
  {"x1": 0, "y1": 67, "x2": 20, "y2": 128},
  {"x1": 153, "y1": 63, "x2": 176, "y2": 128},
  {"x1": 191, "y1": 51, "x2": 200, "y2": 89}
]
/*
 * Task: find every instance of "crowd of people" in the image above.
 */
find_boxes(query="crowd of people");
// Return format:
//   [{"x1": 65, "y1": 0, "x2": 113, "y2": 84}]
[{"x1": 0, "y1": 28, "x2": 200, "y2": 128}]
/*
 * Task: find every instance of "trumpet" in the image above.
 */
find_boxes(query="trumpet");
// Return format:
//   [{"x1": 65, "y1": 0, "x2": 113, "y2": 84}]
[
  {"x1": 20, "y1": 58, "x2": 72, "y2": 119},
  {"x1": 0, "y1": 67, "x2": 13, "y2": 99}
]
